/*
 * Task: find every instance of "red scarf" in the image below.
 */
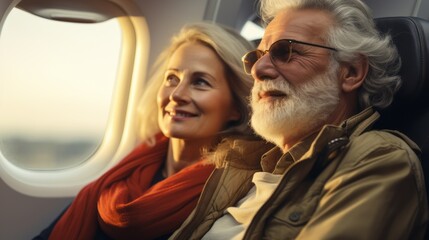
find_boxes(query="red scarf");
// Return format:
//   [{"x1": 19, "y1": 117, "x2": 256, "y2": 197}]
[{"x1": 49, "y1": 134, "x2": 214, "y2": 240}]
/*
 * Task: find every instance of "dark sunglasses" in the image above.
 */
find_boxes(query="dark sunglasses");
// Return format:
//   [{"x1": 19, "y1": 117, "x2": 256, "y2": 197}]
[{"x1": 241, "y1": 39, "x2": 337, "y2": 75}]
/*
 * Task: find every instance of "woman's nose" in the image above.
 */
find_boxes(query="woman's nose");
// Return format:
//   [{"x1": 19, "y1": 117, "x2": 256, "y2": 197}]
[{"x1": 169, "y1": 80, "x2": 191, "y2": 103}]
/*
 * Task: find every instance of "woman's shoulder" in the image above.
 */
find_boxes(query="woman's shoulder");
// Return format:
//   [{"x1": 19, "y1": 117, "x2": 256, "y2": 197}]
[{"x1": 209, "y1": 135, "x2": 275, "y2": 168}]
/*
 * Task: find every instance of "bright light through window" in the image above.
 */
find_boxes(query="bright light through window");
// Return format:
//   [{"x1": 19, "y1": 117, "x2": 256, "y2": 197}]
[
  {"x1": 0, "y1": 8, "x2": 121, "y2": 170},
  {"x1": 240, "y1": 20, "x2": 264, "y2": 41}
]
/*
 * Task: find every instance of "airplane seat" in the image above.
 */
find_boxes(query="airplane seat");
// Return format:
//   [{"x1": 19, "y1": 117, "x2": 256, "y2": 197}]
[{"x1": 373, "y1": 16, "x2": 429, "y2": 208}]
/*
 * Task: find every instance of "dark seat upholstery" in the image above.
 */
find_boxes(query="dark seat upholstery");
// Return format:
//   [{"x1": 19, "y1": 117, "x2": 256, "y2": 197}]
[
  {"x1": 374, "y1": 16, "x2": 429, "y2": 192},
  {"x1": 374, "y1": 16, "x2": 429, "y2": 235}
]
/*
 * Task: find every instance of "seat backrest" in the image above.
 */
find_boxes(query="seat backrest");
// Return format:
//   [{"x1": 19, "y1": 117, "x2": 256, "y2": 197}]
[{"x1": 374, "y1": 16, "x2": 429, "y2": 200}]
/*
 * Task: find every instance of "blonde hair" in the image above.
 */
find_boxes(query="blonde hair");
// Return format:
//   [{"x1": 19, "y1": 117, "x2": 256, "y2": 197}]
[{"x1": 137, "y1": 22, "x2": 255, "y2": 145}]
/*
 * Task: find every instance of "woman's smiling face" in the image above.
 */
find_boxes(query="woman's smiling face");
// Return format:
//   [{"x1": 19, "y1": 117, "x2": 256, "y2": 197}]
[{"x1": 157, "y1": 42, "x2": 240, "y2": 142}]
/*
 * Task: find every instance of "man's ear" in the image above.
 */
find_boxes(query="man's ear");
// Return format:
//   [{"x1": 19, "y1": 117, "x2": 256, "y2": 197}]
[{"x1": 340, "y1": 55, "x2": 368, "y2": 92}]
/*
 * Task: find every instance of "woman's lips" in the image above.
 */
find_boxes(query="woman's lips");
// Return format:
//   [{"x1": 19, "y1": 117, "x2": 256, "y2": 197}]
[{"x1": 166, "y1": 109, "x2": 198, "y2": 119}]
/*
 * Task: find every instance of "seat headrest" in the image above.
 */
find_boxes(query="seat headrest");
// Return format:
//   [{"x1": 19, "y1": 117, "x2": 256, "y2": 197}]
[
  {"x1": 374, "y1": 16, "x2": 429, "y2": 157},
  {"x1": 375, "y1": 17, "x2": 429, "y2": 109},
  {"x1": 374, "y1": 17, "x2": 429, "y2": 206}
]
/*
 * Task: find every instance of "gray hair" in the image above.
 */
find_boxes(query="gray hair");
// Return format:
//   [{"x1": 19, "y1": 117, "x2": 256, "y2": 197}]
[
  {"x1": 137, "y1": 22, "x2": 255, "y2": 144},
  {"x1": 259, "y1": 0, "x2": 401, "y2": 110}
]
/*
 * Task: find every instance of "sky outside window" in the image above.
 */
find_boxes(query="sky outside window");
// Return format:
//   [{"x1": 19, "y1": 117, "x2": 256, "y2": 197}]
[{"x1": 0, "y1": 8, "x2": 121, "y2": 169}]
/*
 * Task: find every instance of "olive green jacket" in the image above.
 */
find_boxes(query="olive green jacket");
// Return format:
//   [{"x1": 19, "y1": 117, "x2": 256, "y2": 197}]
[{"x1": 171, "y1": 108, "x2": 428, "y2": 240}]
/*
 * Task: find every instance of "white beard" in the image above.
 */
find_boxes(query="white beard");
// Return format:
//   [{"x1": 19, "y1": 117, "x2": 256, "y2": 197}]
[{"x1": 250, "y1": 62, "x2": 340, "y2": 148}]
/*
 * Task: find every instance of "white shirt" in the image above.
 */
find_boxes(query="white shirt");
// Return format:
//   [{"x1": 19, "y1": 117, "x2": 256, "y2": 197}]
[{"x1": 202, "y1": 172, "x2": 282, "y2": 240}]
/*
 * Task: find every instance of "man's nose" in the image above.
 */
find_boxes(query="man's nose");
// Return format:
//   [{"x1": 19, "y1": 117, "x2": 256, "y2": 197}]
[{"x1": 252, "y1": 53, "x2": 278, "y2": 82}]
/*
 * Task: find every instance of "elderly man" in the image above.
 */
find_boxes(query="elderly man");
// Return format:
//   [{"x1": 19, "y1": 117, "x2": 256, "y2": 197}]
[{"x1": 171, "y1": 0, "x2": 428, "y2": 239}]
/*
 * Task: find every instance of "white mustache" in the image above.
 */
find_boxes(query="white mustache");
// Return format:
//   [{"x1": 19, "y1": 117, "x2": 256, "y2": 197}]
[{"x1": 251, "y1": 80, "x2": 293, "y2": 100}]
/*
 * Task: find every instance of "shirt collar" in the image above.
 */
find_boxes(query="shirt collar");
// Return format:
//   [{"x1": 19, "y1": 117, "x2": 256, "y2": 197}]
[{"x1": 261, "y1": 107, "x2": 378, "y2": 174}]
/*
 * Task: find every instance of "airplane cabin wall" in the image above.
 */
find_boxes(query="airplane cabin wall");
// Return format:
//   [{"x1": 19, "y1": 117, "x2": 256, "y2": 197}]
[
  {"x1": 366, "y1": 0, "x2": 429, "y2": 19},
  {"x1": 417, "y1": 0, "x2": 429, "y2": 19},
  {"x1": 135, "y1": 0, "x2": 208, "y2": 67}
]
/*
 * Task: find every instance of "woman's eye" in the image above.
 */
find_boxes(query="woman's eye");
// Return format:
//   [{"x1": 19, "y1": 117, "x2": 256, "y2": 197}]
[
  {"x1": 193, "y1": 78, "x2": 211, "y2": 87},
  {"x1": 164, "y1": 74, "x2": 179, "y2": 86}
]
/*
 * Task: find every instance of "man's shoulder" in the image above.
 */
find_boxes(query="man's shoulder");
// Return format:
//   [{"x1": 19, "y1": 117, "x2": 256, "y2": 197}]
[
  {"x1": 342, "y1": 129, "x2": 421, "y2": 166},
  {"x1": 355, "y1": 129, "x2": 420, "y2": 153}
]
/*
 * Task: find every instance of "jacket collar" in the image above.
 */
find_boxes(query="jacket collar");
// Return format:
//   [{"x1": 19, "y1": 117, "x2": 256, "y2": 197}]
[
  {"x1": 262, "y1": 107, "x2": 379, "y2": 174},
  {"x1": 221, "y1": 137, "x2": 275, "y2": 169}
]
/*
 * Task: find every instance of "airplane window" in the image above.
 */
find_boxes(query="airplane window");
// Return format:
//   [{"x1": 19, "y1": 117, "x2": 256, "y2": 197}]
[
  {"x1": 0, "y1": 8, "x2": 121, "y2": 170},
  {"x1": 240, "y1": 20, "x2": 264, "y2": 41}
]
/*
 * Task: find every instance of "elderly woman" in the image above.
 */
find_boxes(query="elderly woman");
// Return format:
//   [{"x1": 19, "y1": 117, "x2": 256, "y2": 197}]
[{"x1": 34, "y1": 21, "x2": 260, "y2": 240}]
